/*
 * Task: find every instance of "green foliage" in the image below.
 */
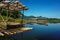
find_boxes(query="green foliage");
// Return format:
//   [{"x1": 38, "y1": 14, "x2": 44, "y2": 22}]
[
  {"x1": 11, "y1": 10, "x2": 22, "y2": 18},
  {"x1": 0, "y1": 16, "x2": 14, "y2": 21},
  {"x1": 1, "y1": 9, "x2": 7, "y2": 16},
  {"x1": 0, "y1": 8, "x2": 23, "y2": 19},
  {"x1": 48, "y1": 18, "x2": 60, "y2": 23},
  {"x1": 0, "y1": 8, "x2": 23, "y2": 22}
]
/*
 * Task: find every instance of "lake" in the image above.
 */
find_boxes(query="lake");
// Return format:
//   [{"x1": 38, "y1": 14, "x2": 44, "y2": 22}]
[{"x1": 12, "y1": 23, "x2": 60, "y2": 40}]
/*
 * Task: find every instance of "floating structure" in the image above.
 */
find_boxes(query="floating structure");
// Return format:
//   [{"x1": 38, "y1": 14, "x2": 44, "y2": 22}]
[
  {"x1": 0, "y1": 0, "x2": 27, "y2": 29},
  {"x1": 0, "y1": 27, "x2": 32, "y2": 36},
  {"x1": 0, "y1": 0, "x2": 32, "y2": 36}
]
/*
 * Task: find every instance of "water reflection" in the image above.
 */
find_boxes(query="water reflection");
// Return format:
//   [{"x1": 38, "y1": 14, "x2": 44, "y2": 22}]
[
  {"x1": 27, "y1": 22, "x2": 48, "y2": 26},
  {"x1": 37, "y1": 23, "x2": 48, "y2": 26},
  {"x1": 12, "y1": 23, "x2": 60, "y2": 40}
]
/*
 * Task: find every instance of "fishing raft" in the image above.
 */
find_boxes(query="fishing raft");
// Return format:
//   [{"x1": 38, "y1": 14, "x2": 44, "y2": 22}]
[{"x1": 0, "y1": 0, "x2": 32, "y2": 36}]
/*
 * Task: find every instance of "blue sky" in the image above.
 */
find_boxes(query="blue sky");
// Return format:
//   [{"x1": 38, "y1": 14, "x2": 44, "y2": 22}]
[{"x1": 20, "y1": 0, "x2": 60, "y2": 18}]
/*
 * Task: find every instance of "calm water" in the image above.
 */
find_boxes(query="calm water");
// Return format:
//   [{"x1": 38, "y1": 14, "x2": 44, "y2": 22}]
[{"x1": 12, "y1": 23, "x2": 60, "y2": 40}]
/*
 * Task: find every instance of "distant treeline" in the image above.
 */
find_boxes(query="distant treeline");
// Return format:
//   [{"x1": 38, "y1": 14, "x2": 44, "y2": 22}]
[
  {"x1": 24, "y1": 16, "x2": 60, "y2": 23},
  {"x1": 48, "y1": 18, "x2": 60, "y2": 23}
]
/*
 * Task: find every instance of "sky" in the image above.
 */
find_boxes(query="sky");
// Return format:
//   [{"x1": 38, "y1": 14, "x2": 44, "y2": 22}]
[{"x1": 20, "y1": 0, "x2": 60, "y2": 18}]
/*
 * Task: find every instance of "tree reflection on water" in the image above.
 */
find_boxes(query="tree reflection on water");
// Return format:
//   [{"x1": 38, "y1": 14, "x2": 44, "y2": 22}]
[{"x1": 26, "y1": 22, "x2": 48, "y2": 26}]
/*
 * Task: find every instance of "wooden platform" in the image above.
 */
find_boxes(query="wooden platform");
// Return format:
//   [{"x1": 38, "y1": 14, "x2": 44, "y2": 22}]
[{"x1": 0, "y1": 27, "x2": 32, "y2": 36}]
